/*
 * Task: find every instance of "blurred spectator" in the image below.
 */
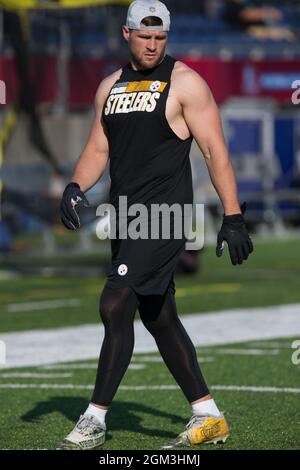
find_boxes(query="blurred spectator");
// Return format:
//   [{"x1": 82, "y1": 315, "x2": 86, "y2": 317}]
[
  {"x1": 222, "y1": 0, "x2": 297, "y2": 41},
  {"x1": 171, "y1": 0, "x2": 205, "y2": 15}
]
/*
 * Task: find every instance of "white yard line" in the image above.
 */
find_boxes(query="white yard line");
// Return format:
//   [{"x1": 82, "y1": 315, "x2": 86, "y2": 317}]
[
  {"x1": 130, "y1": 356, "x2": 215, "y2": 363},
  {"x1": 211, "y1": 385, "x2": 300, "y2": 393},
  {"x1": 0, "y1": 303, "x2": 299, "y2": 369},
  {"x1": 245, "y1": 341, "x2": 294, "y2": 348},
  {"x1": 0, "y1": 383, "x2": 299, "y2": 394},
  {"x1": 214, "y1": 348, "x2": 279, "y2": 356},
  {"x1": 5, "y1": 299, "x2": 81, "y2": 313},
  {"x1": 40, "y1": 364, "x2": 105, "y2": 370},
  {"x1": 0, "y1": 373, "x2": 73, "y2": 378},
  {"x1": 39, "y1": 357, "x2": 214, "y2": 369}
]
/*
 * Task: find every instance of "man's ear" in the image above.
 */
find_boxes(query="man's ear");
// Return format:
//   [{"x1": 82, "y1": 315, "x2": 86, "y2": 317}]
[{"x1": 122, "y1": 25, "x2": 130, "y2": 41}]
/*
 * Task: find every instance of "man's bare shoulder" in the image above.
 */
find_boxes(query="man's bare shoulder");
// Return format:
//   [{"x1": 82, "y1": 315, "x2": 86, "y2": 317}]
[
  {"x1": 173, "y1": 61, "x2": 207, "y2": 86},
  {"x1": 95, "y1": 68, "x2": 123, "y2": 107},
  {"x1": 172, "y1": 61, "x2": 212, "y2": 103}
]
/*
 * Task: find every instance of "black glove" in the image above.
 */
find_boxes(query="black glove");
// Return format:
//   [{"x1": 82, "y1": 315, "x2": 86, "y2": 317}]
[
  {"x1": 60, "y1": 182, "x2": 89, "y2": 230},
  {"x1": 216, "y1": 202, "x2": 253, "y2": 265}
]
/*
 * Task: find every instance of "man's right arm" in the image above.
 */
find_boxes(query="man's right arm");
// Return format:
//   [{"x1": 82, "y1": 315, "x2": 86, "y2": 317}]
[
  {"x1": 60, "y1": 70, "x2": 121, "y2": 230},
  {"x1": 70, "y1": 70, "x2": 121, "y2": 192}
]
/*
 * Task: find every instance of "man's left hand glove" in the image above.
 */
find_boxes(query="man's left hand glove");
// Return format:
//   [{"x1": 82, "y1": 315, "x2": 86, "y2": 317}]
[
  {"x1": 216, "y1": 203, "x2": 253, "y2": 265},
  {"x1": 60, "y1": 182, "x2": 89, "y2": 230}
]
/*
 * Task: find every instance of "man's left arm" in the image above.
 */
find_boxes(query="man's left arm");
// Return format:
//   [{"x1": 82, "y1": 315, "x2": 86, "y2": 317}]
[
  {"x1": 178, "y1": 68, "x2": 240, "y2": 215},
  {"x1": 178, "y1": 67, "x2": 253, "y2": 264}
]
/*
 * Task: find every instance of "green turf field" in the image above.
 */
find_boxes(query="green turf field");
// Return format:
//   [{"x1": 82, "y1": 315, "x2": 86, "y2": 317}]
[
  {"x1": 0, "y1": 238, "x2": 300, "y2": 450},
  {"x1": 0, "y1": 337, "x2": 299, "y2": 450},
  {"x1": 1, "y1": 238, "x2": 300, "y2": 333}
]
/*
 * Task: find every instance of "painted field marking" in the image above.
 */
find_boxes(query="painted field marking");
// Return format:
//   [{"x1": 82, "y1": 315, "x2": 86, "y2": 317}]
[
  {"x1": 0, "y1": 372, "x2": 73, "y2": 379},
  {"x1": 214, "y1": 348, "x2": 279, "y2": 356},
  {"x1": 5, "y1": 299, "x2": 81, "y2": 313},
  {"x1": 39, "y1": 356, "x2": 214, "y2": 369},
  {"x1": 1, "y1": 302, "x2": 300, "y2": 368},
  {"x1": 0, "y1": 384, "x2": 299, "y2": 393}
]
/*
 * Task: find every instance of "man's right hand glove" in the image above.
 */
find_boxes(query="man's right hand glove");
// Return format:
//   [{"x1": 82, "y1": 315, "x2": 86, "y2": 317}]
[
  {"x1": 216, "y1": 203, "x2": 254, "y2": 265},
  {"x1": 60, "y1": 182, "x2": 89, "y2": 230}
]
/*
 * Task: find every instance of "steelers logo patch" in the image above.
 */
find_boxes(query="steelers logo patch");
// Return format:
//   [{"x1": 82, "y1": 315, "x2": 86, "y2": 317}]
[
  {"x1": 118, "y1": 264, "x2": 128, "y2": 276},
  {"x1": 150, "y1": 81, "x2": 162, "y2": 92}
]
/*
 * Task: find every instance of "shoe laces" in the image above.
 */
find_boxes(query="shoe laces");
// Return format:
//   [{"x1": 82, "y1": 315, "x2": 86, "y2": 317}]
[
  {"x1": 75, "y1": 415, "x2": 103, "y2": 435},
  {"x1": 185, "y1": 414, "x2": 208, "y2": 431}
]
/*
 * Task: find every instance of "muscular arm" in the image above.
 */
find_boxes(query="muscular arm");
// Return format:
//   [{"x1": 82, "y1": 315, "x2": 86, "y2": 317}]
[
  {"x1": 177, "y1": 66, "x2": 241, "y2": 215},
  {"x1": 70, "y1": 73, "x2": 119, "y2": 192}
]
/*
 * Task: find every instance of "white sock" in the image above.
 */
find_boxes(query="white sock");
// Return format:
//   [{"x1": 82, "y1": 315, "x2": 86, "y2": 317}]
[
  {"x1": 191, "y1": 399, "x2": 221, "y2": 417},
  {"x1": 84, "y1": 403, "x2": 108, "y2": 424}
]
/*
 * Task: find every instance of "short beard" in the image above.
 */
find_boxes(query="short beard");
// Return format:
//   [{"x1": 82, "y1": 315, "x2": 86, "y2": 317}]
[{"x1": 130, "y1": 48, "x2": 165, "y2": 71}]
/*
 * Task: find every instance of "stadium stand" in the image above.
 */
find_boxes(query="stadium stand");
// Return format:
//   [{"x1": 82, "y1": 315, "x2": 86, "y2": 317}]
[{"x1": 0, "y1": 0, "x2": 300, "y2": 254}]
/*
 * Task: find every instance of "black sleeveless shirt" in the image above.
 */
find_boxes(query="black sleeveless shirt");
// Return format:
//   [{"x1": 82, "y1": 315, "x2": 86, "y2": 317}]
[
  {"x1": 102, "y1": 54, "x2": 194, "y2": 295},
  {"x1": 102, "y1": 54, "x2": 193, "y2": 211}
]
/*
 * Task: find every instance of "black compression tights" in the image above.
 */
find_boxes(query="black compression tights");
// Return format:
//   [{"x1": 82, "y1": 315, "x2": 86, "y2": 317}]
[{"x1": 91, "y1": 285, "x2": 210, "y2": 407}]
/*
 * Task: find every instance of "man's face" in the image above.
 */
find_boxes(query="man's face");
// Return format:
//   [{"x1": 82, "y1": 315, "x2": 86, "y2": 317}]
[{"x1": 123, "y1": 26, "x2": 168, "y2": 70}]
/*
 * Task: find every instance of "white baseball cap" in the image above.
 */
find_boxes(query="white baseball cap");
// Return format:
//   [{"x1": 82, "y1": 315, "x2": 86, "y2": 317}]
[{"x1": 126, "y1": 0, "x2": 171, "y2": 32}]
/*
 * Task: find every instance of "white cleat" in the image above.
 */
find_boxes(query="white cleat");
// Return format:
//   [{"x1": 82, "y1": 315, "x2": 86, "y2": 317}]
[{"x1": 56, "y1": 414, "x2": 106, "y2": 450}]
